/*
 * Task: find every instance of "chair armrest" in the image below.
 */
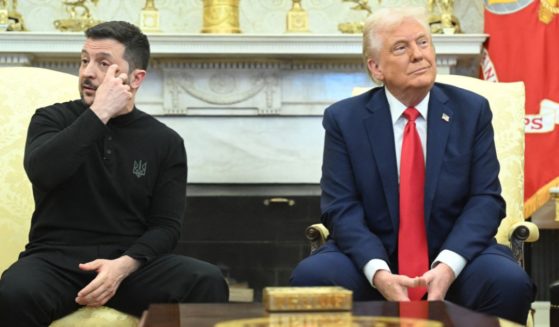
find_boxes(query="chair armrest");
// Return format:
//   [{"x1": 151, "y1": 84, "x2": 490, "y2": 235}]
[
  {"x1": 305, "y1": 223, "x2": 329, "y2": 254},
  {"x1": 509, "y1": 221, "x2": 539, "y2": 243},
  {"x1": 508, "y1": 221, "x2": 539, "y2": 268}
]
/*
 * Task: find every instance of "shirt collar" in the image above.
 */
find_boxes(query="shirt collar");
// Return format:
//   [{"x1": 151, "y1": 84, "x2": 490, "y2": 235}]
[
  {"x1": 108, "y1": 107, "x2": 142, "y2": 126},
  {"x1": 385, "y1": 88, "x2": 430, "y2": 124}
]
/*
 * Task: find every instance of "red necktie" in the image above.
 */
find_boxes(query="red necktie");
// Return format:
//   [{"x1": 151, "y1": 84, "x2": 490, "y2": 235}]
[{"x1": 398, "y1": 107, "x2": 428, "y2": 300}]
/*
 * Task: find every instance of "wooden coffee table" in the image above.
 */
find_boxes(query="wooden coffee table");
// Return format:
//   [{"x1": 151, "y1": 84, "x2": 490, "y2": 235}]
[{"x1": 139, "y1": 301, "x2": 519, "y2": 327}]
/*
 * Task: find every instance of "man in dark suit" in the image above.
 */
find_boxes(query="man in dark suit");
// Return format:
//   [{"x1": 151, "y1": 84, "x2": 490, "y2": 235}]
[{"x1": 290, "y1": 7, "x2": 534, "y2": 324}]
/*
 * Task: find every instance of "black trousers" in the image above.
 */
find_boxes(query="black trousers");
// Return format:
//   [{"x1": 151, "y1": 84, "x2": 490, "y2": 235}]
[{"x1": 0, "y1": 244, "x2": 229, "y2": 327}]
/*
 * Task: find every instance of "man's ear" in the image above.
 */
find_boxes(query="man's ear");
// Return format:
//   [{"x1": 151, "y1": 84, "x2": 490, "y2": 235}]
[
  {"x1": 129, "y1": 69, "x2": 146, "y2": 90},
  {"x1": 367, "y1": 58, "x2": 383, "y2": 82}
]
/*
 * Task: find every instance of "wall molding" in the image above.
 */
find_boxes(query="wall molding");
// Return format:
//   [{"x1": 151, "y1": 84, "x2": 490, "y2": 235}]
[{"x1": 0, "y1": 32, "x2": 488, "y2": 183}]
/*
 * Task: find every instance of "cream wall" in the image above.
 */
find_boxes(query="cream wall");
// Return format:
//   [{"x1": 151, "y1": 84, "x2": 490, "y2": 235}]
[
  {"x1": 16, "y1": 0, "x2": 483, "y2": 34},
  {"x1": 4, "y1": 1, "x2": 487, "y2": 184}
]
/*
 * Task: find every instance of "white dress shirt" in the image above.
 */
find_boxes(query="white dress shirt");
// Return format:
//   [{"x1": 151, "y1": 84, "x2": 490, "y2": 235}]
[{"x1": 363, "y1": 88, "x2": 466, "y2": 288}]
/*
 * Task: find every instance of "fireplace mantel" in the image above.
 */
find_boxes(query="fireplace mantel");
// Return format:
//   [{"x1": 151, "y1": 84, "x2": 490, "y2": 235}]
[
  {"x1": 0, "y1": 32, "x2": 487, "y2": 185},
  {"x1": 0, "y1": 32, "x2": 486, "y2": 60}
]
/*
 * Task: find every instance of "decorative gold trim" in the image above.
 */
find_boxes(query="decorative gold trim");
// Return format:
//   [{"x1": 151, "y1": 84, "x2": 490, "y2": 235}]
[
  {"x1": 215, "y1": 315, "x2": 444, "y2": 327},
  {"x1": 539, "y1": 0, "x2": 558, "y2": 24},
  {"x1": 263, "y1": 287, "x2": 352, "y2": 312},
  {"x1": 541, "y1": 0, "x2": 559, "y2": 14}
]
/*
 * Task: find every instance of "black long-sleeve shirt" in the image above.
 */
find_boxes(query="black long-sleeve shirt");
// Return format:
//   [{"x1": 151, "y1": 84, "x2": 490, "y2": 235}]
[{"x1": 23, "y1": 100, "x2": 187, "y2": 263}]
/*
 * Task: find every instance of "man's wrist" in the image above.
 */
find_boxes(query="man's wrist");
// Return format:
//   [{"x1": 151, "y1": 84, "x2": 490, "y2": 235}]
[
  {"x1": 432, "y1": 250, "x2": 466, "y2": 278},
  {"x1": 363, "y1": 259, "x2": 391, "y2": 288},
  {"x1": 373, "y1": 269, "x2": 391, "y2": 287},
  {"x1": 89, "y1": 105, "x2": 111, "y2": 124},
  {"x1": 118, "y1": 255, "x2": 141, "y2": 276}
]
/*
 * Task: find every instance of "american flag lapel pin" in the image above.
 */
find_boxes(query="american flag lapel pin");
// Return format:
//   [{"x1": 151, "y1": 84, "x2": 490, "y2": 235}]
[{"x1": 442, "y1": 113, "x2": 450, "y2": 122}]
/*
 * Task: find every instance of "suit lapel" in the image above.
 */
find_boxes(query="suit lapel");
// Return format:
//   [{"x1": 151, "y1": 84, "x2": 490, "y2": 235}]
[
  {"x1": 425, "y1": 85, "x2": 453, "y2": 224},
  {"x1": 363, "y1": 89, "x2": 399, "y2": 230}
]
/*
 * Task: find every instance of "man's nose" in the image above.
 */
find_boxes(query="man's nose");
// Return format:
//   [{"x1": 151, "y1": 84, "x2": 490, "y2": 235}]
[
  {"x1": 409, "y1": 44, "x2": 424, "y2": 61},
  {"x1": 81, "y1": 62, "x2": 96, "y2": 78}
]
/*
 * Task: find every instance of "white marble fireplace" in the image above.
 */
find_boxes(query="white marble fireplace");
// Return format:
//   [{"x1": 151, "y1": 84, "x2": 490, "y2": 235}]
[{"x1": 0, "y1": 32, "x2": 486, "y2": 187}]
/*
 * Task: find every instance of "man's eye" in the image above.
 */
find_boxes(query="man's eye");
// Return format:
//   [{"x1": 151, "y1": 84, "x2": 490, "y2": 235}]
[
  {"x1": 80, "y1": 59, "x2": 88, "y2": 65},
  {"x1": 418, "y1": 39, "x2": 429, "y2": 47},
  {"x1": 393, "y1": 46, "x2": 406, "y2": 54}
]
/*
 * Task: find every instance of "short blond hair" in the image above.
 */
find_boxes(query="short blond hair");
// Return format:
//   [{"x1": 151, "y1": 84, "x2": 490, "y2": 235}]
[{"x1": 362, "y1": 7, "x2": 431, "y2": 81}]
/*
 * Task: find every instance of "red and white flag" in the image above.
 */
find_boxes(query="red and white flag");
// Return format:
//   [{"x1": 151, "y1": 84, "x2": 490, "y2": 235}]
[{"x1": 482, "y1": 0, "x2": 559, "y2": 216}]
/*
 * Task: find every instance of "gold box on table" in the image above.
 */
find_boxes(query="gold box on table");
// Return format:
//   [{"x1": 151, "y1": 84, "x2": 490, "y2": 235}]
[{"x1": 262, "y1": 286, "x2": 352, "y2": 312}]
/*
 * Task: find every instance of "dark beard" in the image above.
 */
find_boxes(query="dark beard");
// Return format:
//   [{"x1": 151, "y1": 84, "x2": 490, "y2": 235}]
[{"x1": 79, "y1": 78, "x2": 96, "y2": 105}]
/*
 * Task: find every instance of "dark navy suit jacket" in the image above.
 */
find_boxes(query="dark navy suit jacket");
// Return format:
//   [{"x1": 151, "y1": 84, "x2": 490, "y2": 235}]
[{"x1": 320, "y1": 82, "x2": 506, "y2": 273}]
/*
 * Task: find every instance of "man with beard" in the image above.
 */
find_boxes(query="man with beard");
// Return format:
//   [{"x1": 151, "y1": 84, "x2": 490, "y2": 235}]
[{"x1": 0, "y1": 21, "x2": 228, "y2": 327}]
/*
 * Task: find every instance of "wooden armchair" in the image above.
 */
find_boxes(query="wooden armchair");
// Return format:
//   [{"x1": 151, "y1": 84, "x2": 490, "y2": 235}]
[
  {"x1": 306, "y1": 74, "x2": 539, "y2": 269},
  {"x1": 0, "y1": 67, "x2": 138, "y2": 326}
]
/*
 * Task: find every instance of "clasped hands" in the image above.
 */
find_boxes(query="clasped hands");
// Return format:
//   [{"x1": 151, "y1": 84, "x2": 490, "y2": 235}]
[{"x1": 373, "y1": 262, "x2": 455, "y2": 301}]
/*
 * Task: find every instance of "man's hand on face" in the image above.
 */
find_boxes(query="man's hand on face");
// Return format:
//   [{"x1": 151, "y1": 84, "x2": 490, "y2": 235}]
[
  {"x1": 90, "y1": 64, "x2": 133, "y2": 124},
  {"x1": 75, "y1": 255, "x2": 141, "y2": 307},
  {"x1": 373, "y1": 270, "x2": 422, "y2": 301}
]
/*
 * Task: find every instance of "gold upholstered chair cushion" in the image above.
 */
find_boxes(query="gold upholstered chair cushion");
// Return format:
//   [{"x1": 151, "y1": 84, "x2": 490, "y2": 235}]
[
  {"x1": 434, "y1": 74, "x2": 538, "y2": 250},
  {"x1": 306, "y1": 75, "x2": 539, "y2": 265},
  {"x1": 0, "y1": 67, "x2": 138, "y2": 326},
  {"x1": 50, "y1": 307, "x2": 139, "y2": 327}
]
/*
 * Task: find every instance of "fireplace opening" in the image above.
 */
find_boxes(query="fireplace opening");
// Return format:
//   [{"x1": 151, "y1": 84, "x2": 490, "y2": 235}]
[{"x1": 174, "y1": 184, "x2": 321, "y2": 301}]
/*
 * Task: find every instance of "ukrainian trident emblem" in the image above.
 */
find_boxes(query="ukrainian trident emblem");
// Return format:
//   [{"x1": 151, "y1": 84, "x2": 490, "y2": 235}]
[{"x1": 133, "y1": 160, "x2": 147, "y2": 178}]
